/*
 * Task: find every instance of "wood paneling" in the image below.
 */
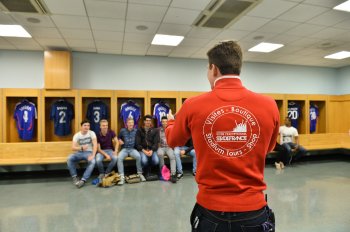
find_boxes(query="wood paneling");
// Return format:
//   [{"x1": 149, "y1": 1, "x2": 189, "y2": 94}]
[
  {"x1": 44, "y1": 51, "x2": 71, "y2": 89},
  {"x1": 179, "y1": 91, "x2": 204, "y2": 106},
  {"x1": 328, "y1": 96, "x2": 350, "y2": 133},
  {"x1": 0, "y1": 89, "x2": 2, "y2": 143},
  {"x1": 1, "y1": 89, "x2": 350, "y2": 166}
]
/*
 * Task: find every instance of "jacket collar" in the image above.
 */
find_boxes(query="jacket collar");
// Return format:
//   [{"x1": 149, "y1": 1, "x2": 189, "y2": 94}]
[{"x1": 214, "y1": 75, "x2": 242, "y2": 89}]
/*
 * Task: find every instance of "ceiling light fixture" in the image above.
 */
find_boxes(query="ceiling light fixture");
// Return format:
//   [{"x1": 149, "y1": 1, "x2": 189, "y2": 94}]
[
  {"x1": 136, "y1": 25, "x2": 148, "y2": 31},
  {"x1": 324, "y1": 51, "x2": 350, "y2": 59},
  {"x1": 151, "y1": 34, "x2": 184, "y2": 46},
  {"x1": 333, "y1": 0, "x2": 350, "y2": 12},
  {"x1": 248, "y1": 42, "x2": 284, "y2": 53},
  {"x1": 0, "y1": 24, "x2": 31, "y2": 38},
  {"x1": 27, "y1": 18, "x2": 41, "y2": 24}
]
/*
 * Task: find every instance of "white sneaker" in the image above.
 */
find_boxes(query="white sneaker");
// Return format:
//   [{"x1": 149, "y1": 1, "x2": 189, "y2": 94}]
[
  {"x1": 280, "y1": 162, "x2": 285, "y2": 169},
  {"x1": 275, "y1": 162, "x2": 281, "y2": 170},
  {"x1": 118, "y1": 176, "x2": 125, "y2": 185},
  {"x1": 139, "y1": 174, "x2": 146, "y2": 182}
]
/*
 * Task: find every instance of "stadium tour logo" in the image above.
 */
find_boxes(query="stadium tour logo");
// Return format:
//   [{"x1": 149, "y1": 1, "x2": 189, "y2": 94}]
[{"x1": 203, "y1": 105, "x2": 260, "y2": 158}]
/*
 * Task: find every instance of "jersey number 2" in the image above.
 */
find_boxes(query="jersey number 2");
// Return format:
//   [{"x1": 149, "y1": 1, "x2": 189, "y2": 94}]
[{"x1": 59, "y1": 111, "x2": 66, "y2": 124}]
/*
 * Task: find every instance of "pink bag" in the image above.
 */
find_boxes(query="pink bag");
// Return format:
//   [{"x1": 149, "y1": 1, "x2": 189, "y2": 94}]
[{"x1": 161, "y1": 165, "x2": 171, "y2": 181}]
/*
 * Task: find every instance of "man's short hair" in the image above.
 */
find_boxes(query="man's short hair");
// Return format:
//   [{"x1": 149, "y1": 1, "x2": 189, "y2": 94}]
[
  {"x1": 161, "y1": 116, "x2": 168, "y2": 121},
  {"x1": 207, "y1": 40, "x2": 242, "y2": 75},
  {"x1": 126, "y1": 117, "x2": 134, "y2": 123},
  {"x1": 99, "y1": 119, "x2": 108, "y2": 125},
  {"x1": 81, "y1": 119, "x2": 90, "y2": 126},
  {"x1": 143, "y1": 115, "x2": 152, "y2": 120}
]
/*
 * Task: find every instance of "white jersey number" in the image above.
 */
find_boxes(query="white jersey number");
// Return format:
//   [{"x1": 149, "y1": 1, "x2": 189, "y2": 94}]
[
  {"x1": 288, "y1": 110, "x2": 298, "y2": 120},
  {"x1": 159, "y1": 111, "x2": 166, "y2": 119},
  {"x1": 23, "y1": 111, "x2": 29, "y2": 123},
  {"x1": 59, "y1": 111, "x2": 66, "y2": 124},
  {"x1": 94, "y1": 111, "x2": 100, "y2": 123},
  {"x1": 310, "y1": 111, "x2": 317, "y2": 120}
]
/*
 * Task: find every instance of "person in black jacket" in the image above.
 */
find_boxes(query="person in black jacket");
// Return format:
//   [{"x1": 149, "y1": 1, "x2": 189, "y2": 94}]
[{"x1": 136, "y1": 115, "x2": 159, "y2": 173}]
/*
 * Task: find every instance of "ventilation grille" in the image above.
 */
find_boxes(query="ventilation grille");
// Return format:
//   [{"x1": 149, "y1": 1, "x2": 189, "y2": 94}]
[
  {"x1": 194, "y1": 0, "x2": 262, "y2": 29},
  {"x1": 0, "y1": 0, "x2": 48, "y2": 14}
]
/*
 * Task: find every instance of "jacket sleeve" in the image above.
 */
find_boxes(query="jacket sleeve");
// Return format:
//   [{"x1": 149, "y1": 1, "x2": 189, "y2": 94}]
[
  {"x1": 268, "y1": 107, "x2": 280, "y2": 153},
  {"x1": 135, "y1": 129, "x2": 143, "y2": 151},
  {"x1": 152, "y1": 128, "x2": 159, "y2": 151},
  {"x1": 165, "y1": 101, "x2": 192, "y2": 148}
]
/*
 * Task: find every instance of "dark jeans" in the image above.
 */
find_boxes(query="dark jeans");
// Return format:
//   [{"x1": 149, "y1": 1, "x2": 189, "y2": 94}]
[
  {"x1": 190, "y1": 203, "x2": 275, "y2": 232},
  {"x1": 282, "y1": 142, "x2": 307, "y2": 164},
  {"x1": 273, "y1": 143, "x2": 289, "y2": 164}
]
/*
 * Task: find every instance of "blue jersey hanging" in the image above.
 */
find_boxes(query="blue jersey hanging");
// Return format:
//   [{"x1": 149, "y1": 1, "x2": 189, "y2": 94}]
[
  {"x1": 86, "y1": 100, "x2": 108, "y2": 134},
  {"x1": 14, "y1": 99, "x2": 37, "y2": 140},
  {"x1": 153, "y1": 101, "x2": 170, "y2": 127},
  {"x1": 50, "y1": 99, "x2": 74, "y2": 136},
  {"x1": 288, "y1": 101, "x2": 301, "y2": 129},
  {"x1": 120, "y1": 100, "x2": 141, "y2": 128},
  {"x1": 310, "y1": 104, "x2": 319, "y2": 133}
]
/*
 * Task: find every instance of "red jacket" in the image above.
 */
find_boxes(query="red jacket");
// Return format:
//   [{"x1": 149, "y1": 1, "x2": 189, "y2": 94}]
[{"x1": 166, "y1": 76, "x2": 279, "y2": 212}]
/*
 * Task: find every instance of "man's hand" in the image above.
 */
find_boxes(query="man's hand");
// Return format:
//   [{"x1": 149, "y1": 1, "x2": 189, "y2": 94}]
[
  {"x1": 143, "y1": 149, "x2": 152, "y2": 157},
  {"x1": 180, "y1": 150, "x2": 186, "y2": 155},
  {"x1": 118, "y1": 139, "x2": 124, "y2": 145},
  {"x1": 167, "y1": 109, "x2": 175, "y2": 120},
  {"x1": 82, "y1": 144, "x2": 89, "y2": 151},
  {"x1": 88, "y1": 154, "x2": 94, "y2": 161},
  {"x1": 293, "y1": 145, "x2": 299, "y2": 152}
]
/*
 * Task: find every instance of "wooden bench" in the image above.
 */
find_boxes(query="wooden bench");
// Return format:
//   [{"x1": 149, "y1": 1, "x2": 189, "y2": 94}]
[{"x1": 1, "y1": 133, "x2": 349, "y2": 166}]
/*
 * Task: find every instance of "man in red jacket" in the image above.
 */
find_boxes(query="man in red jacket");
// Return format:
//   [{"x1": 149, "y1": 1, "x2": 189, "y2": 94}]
[{"x1": 166, "y1": 41, "x2": 279, "y2": 231}]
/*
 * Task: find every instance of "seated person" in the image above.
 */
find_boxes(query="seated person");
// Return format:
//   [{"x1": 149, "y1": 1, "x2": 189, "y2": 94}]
[
  {"x1": 67, "y1": 120, "x2": 97, "y2": 188},
  {"x1": 279, "y1": 117, "x2": 308, "y2": 167},
  {"x1": 95, "y1": 119, "x2": 118, "y2": 178},
  {"x1": 174, "y1": 138, "x2": 196, "y2": 179},
  {"x1": 136, "y1": 115, "x2": 159, "y2": 175},
  {"x1": 273, "y1": 142, "x2": 287, "y2": 170},
  {"x1": 117, "y1": 118, "x2": 145, "y2": 185},
  {"x1": 157, "y1": 116, "x2": 176, "y2": 183}
]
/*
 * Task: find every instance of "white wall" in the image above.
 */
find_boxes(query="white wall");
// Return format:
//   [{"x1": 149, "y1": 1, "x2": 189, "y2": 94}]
[
  {"x1": 0, "y1": 50, "x2": 345, "y2": 95},
  {"x1": 72, "y1": 52, "x2": 210, "y2": 91},
  {"x1": 242, "y1": 62, "x2": 338, "y2": 94},
  {"x1": 337, "y1": 66, "x2": 350, "y2": 95},
  {"x1": 0, "y1": 50, "x2": 43, "y2": 88}
]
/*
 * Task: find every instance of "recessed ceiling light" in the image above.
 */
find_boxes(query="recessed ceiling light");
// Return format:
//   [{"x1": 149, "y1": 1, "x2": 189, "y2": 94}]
[
  {"x1": 253, "y1": 35, "x2": 264, "y2": 40},
  {"x1": 151, "y1": 34, "x2": 184, "y2": 46},
  {"x1": 0, "y1": 24, "x2": 31, "y2": 38},
  {"x1": 27, "y1": 18, "x2": 41, "y2": 24},
  {"x1": 248, "y1": 42, "x2": 284, "y2": 53},
  {"x1": 136, "y1": 25, "x2": 148, "y2": 31},
  {"x1": 324, "y1": 51, "x2": 350, "y2": 59},
  {"x1": 333, "y1": 0, "x2": 350, "y2": 12}
]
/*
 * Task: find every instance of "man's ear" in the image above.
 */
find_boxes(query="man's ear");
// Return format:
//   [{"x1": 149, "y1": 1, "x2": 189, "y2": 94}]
[{"x1": 212, "y1": 64, "x2": 220, "y2": 77}]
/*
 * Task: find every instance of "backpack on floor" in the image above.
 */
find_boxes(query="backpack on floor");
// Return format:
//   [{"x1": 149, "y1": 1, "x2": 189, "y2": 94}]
[
  {"x1": 125, "y1": 174, "x2": 141, "y2": 184},
  {"x1": 98, "y1": 171, "x2": 120, "y2": 188},
  {"x1": 161, "y1": 165, "x2": 170, "y2": 181}
]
